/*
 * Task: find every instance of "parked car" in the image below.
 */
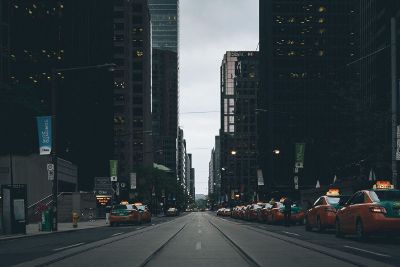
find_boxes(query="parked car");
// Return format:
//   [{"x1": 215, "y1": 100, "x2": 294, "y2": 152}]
[
  {"x1": 245, "y1": 204, "x2": 263, "y2": 221},
  {"x1": 335, "y1": 181, "x2": 400, "y2": 239},
  {"x1": 265, "y1": 201, "x2": 304, "y2": 225},
  {"x1": 134, "y1": 203, "x2": 152, "y2": 223},
  {"x1": 305, "y1": 189, "x2": 350, "y2": 232},
  {"x1": 166, "y1": 207, "x2": 179, "y2": 217},
  {"x1": 109, "y1": 204, "x2": 141, "y2": 226}
]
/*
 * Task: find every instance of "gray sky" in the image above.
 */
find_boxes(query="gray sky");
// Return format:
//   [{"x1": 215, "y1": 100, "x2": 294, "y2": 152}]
[{"x1": 180, "y1": 0, "x2": 259, "y2": 194}]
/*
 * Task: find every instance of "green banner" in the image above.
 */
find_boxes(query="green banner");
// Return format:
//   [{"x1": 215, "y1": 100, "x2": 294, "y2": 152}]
[
  {"x1": 110, "y1": 160, "x2": 118, "y2": 181},
  {"x1": 295, "y1": 143, "x2": 305, "y2": 168}
]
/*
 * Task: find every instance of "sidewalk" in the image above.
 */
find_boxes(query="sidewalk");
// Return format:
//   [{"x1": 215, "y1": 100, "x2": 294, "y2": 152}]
[{"x1": 0, "y1": 219, "x2": 107, "y2": 241}]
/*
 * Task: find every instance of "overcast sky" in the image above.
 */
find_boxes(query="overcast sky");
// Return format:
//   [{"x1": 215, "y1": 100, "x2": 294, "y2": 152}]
[{"x1": 180, "y1": 0, "x2": 259, "y2": 195}]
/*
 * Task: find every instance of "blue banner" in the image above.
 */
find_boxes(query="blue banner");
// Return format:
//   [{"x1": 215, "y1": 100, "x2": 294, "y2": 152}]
[{"x1": 36, "y1": 116, "x2": 52, "y2": 155}]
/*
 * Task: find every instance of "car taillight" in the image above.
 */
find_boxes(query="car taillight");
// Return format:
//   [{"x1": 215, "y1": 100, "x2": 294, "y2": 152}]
[
  {"x1": 324, "y1": 207, "x2": 336, "y2": 213},
  {"x1": 369, "y1": 206, "x2": 387, "y2": 214}
]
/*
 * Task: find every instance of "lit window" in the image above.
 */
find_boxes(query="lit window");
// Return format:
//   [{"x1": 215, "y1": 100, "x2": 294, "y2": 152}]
[
  {"x1": 318, "y1": 18, "x2": 325, "y2": 23},
  {"x1": 318, "y1": 50, "x2": 324, "y2": 56},
  {"x1": 136, "y1": 50, "x2": 144, "y2": 57},
  {"x1": 318, "y1": 6, "x2": 326, "y2": 12}
]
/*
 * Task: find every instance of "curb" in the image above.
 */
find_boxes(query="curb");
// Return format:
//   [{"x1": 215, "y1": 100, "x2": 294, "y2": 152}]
[{"x1": 0, "y1": 224, "x2": 107, "y2": 241}]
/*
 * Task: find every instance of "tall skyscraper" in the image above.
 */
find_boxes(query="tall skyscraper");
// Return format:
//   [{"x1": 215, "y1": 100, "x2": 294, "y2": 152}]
[
  {"x1": 113, "y1": 0, "x2": 153, "y2": 184},
  {"x1": 220, "y1": 51, "x2": 259, "y2": 204},
  {"x1": 259, "y1": 1, "x2": 358, "y2": 194},
  {"x1": 149, "y1": 0, "x2": 179, "y2": 172}
]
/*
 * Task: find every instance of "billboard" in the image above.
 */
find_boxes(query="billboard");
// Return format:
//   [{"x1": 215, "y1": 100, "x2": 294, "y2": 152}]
[{"x1": 36, "y1": 116, "x2": 52, "y2": 155}]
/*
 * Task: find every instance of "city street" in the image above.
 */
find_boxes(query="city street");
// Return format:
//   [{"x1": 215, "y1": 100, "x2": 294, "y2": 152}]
[{"x1": 1, "y1": 212, "x2": 397, "y2": 267}]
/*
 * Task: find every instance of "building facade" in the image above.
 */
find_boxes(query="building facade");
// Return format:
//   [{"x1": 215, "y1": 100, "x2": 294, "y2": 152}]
[
  {"x1": 258, "y1": 1, "x2": 358, "y2": 196},
  {"x1": 220, "y1": 51, "x2": 259, "y2": 204},
  {"x1": 149, "y1": 0, "x2": 179, "y2": 173},
  {"x1": 0, "y1": 0, "x2": 114, "y2": 191},
  {"x1": 113, "y1": 0, "x2": 153, "y2": 186}
]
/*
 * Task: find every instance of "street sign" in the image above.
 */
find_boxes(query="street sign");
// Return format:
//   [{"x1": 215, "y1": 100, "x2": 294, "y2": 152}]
[
  {"x1": 294, "y1": 176, "x2": 299, "y2": 190},
  {"x1": 130, "y1": 173, "x2": 137, "y2": 189},
  {"x1": 47, "y1": 163, "x2": 54, "y2": 171},
  {"x1": 295, "y1": 143, "x2": 305, "y2": 168},
  {"x1": 94, "y1": 177, "x2": 112, "y2": 195},
  {"x1": 109, "y1": 160, "x2": 118, "y2": 181},
  {"x1": 48, "y1": 170, "x2": 54, "y2": 181},
  {"x1": 36, "y1": 116, "x2": 52, "y2": 155}
]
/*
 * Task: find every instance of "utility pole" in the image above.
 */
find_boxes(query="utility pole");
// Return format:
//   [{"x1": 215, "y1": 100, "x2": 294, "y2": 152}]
[
  {"x1": 391, "y1": 17, "x2": 398, "y2": 189},
  {"x1": 51, "y1": 69, "x2": 58, "y2": 231}
]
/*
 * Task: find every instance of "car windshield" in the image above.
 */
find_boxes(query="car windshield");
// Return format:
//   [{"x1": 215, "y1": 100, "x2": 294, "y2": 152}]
[
  {"x1": 326, "y1": 197, "x2": 340, "y2": 205},
  {"x1": 112, "y1": 205, "x2": 127, "y2": 210},
  {"x1": 370, "y1": 190, "x2": 400, "y2": 202},
  {"x1": 136, "y1": 205, "x2": 146, "y2": 211}
]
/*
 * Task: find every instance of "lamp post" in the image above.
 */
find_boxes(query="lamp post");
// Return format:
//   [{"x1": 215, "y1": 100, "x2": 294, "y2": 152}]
[{"x1": 50, "y1": 63, "x2": 115, "y2": 231}]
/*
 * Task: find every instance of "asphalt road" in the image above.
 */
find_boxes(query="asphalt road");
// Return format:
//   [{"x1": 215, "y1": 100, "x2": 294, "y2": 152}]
[
  {"x1": 4, "y1": 212, "x2": 398, "y2": 267},
  {"x1": 221, "y1": 214, "x2": 400, "y2": 266},
  {"x1": 0, "y1": 216, "x2": 174, "y2": 267}
]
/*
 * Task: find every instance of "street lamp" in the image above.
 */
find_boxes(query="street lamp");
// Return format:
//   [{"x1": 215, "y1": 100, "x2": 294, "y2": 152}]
[
  {"x1": 231, "y1": 150, "x2": 237, "y2": 155},
  {"x1": 273, "y1": 149, "x2": 280, "y2": 155},
  {"x1": 50, "y1": 63, "x2": 115, "y2": 231}
]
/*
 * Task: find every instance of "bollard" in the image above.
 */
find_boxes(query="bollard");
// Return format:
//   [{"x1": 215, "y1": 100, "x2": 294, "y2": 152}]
[{"x1": 72, "y1": 212, "x2": 79, "y2": 228}]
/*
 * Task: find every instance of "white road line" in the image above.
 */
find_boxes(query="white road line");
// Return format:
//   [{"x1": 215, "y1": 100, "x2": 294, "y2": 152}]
[
  {"x1": 344, "y1": 246, "x2": 391, "y2": 258},
  {"x1": 195, "y1": 241, "x2": 202, "y2": 250},
  {"x1": 111, "y1": 232, "x2": 123, "y2": 237},
  {"x1": 53, "y1": 242, "x2": 85, "y2": 252},
  {"x1": 282, "y1": 231, "x2": 300, "y2": 236},
  {"x1": 136, "y1": 226, "x2": 144, "y2": 230}
]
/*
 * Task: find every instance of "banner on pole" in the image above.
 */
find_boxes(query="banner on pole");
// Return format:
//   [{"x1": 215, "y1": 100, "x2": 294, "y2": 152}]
[
  {"x1": 36, "y1": 116, "x2": 52, "y2": 155},
  {"x1": 110, "y1": 160, "x2": 118, "y2": 181},
  {"x1": 295, "y1": 143, "x2": 306, "y2": 168},
  {"x1": 257, "y1": 169, "x2": 264, "y2": 186},
  {"x1": 130, "y1": 173, "x2": 137, "y2": 189}
]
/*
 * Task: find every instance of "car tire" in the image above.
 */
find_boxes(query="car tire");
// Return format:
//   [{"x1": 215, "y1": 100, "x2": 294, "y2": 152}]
[
  {"x1": 305, "y1": 217, "x2": 312, "y2": 231},
  {"x1": 356, "y1": 219, "x2": 367, "y2": 240},
  {"x1": 316, "y1": 216, "x2": 324, "y2": 232},
  {"x1": 335, "y1": 219, "x2": 344, "y2": 238}
]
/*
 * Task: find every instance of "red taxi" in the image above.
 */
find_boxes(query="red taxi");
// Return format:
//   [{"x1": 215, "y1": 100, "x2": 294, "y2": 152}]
[
  {"x1": 266, "y1": 199, "x2": 305, "y2": 225},
  {"x1": 134, "y1": 203, "x2": 152, "y2": 223},
  {"x1": 258, "y1": 203, "x2": 273, "y2": 223},
  {"x1": 245, "y1": 203, "x2": 264, "y2": 221},
  {"x1": 305, "y1": 189, "x2": 350, "y2": 232},
  {"x1": 335, "y1": 181, "x2": 400, "y2": 239},
  {"x1": 109, "y1": 203, "x2": 141, "y2": 226}
]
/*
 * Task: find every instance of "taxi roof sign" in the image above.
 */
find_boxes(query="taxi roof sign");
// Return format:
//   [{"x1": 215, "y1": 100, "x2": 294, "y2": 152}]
[
  {"x1": 373, "y1": 181, "x2": 394, "y2": 190},
  {"x1": 326, "y1": 189, "x2": 340, "y2": 197}
]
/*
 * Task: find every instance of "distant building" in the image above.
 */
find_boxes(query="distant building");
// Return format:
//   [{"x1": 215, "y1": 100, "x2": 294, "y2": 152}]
[
  {"x1": 219, "y1": 51, "x2": 259, "y2": 204},
  {"x1": 113, "y1": 0, "x2": 153, "y2": 185},
  {"x1": 177, "y1": 127, "x2": 185, "y2": 186}
]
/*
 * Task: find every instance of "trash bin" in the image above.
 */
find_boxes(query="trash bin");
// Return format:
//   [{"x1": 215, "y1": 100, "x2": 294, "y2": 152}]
[{"x1": 41, "y1": 210, "x2": 52, "y2": 231}]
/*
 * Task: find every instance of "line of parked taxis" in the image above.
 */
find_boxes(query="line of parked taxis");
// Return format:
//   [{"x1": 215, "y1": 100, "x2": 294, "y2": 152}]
[
  {"x1": 217, "y1": 181, "x2": 400, "y2": 240},
  {"x1": 109, "y1": 202, "x2": 152, "y2": 226},
  {"x1": 217, "y1": 198, "x2": 305, "y2": 225}
]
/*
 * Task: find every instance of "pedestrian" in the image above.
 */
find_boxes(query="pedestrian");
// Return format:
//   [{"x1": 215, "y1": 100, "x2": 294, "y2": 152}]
[{"x1": 283, "y1": 197, "x2": 293, "y2": 227}]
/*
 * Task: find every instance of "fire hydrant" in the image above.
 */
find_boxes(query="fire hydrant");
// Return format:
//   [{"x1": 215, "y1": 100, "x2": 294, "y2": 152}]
[{"x1": 72, "y1": 212, "x2": 79, "y2": 228}]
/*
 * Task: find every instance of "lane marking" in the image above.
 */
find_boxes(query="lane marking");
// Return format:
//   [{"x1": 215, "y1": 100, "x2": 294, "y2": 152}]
[
  {"x1": 195, "y1": 241, "x2": 202, "y2": 250},
  {"x1": 198, "y1": 229, "x2": 202, "y2": 234},
  {"x1": 53, "y1": 242, "x2": 85, "y2": 252},
  {"x1": 136, "y1": 226, "x2": 144, "y2": 230},
  {"x1": 111, "y1": 232, "x2": 123, "y2": 237},
  {"x1": 282, "y1": 231, "x2": 300, "y2": 236},
  {"x1": 343, "y1": 245, "x2": 391, "y2": 258}
]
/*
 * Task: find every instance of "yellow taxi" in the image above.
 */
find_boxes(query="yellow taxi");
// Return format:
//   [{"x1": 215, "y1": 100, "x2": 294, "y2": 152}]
[
  {"x1": 133, "y1": 203, "x2": 152, "y2": 223},
  {"x1": 335, "y1": 181, "x2": 400, "y2": 239},
  {"x1": 109, "y1": 202, "x2": 141, "y2": 226}
]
